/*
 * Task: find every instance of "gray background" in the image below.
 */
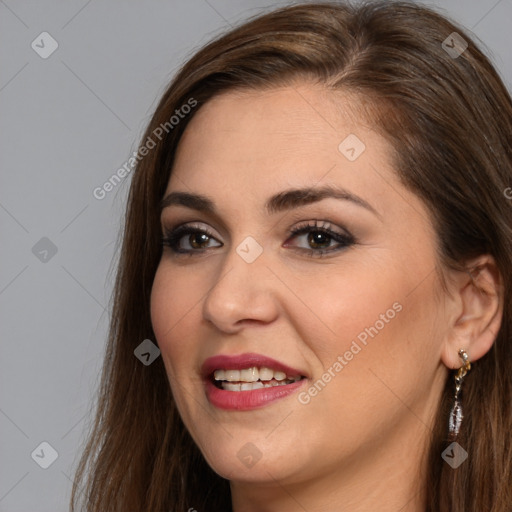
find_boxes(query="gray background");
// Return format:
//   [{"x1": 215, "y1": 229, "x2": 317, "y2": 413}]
[{"x1": 1, "y1": 0, "x2": 510, "y2": 510}]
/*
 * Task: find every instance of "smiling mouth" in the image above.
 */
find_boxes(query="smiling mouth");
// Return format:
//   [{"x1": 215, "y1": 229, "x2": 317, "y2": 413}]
[{"x1": 211, "y1": 366, "x2": 304, "y2": 391}]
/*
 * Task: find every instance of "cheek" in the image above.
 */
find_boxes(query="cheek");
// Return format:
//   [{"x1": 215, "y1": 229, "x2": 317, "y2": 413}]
[
  {"x1": 296, "y1": 289, "x2": 436, "y2": 445},
  {"x1": 150, "y1": 264, "x2": 208, "y2": 424},
  {"x1": 150, "y1": 264, "x2": 197, "y2": 373},
  {"x1": 291, "y1": 262, "x2": 405, "y2": 361},
  {"x1": 302, "y1": 258, "x2": 438, "y2": 390}
]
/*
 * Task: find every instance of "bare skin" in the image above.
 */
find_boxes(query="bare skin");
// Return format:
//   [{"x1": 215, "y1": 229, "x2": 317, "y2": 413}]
[{"x1": 150, "y1": 83, "x2": 502, "y2": 512}]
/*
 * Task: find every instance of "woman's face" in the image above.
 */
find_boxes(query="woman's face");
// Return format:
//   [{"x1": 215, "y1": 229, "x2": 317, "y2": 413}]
[{"x1": 150, "y1": 83, "x2": 451, "y2": 491}]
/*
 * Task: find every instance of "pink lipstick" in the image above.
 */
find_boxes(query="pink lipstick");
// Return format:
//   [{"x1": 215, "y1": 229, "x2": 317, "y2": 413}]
[{"x1": 202, "y1": 352, "x2": 307, "y2": 411}]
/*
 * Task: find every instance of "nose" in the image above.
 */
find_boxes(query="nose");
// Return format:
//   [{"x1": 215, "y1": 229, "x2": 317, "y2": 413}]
[{"x1": 202, "y1": 241, "x2": 280, "y2": 333}]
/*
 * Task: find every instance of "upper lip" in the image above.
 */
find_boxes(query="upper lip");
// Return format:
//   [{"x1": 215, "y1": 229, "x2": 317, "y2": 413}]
[{"x1": 201, "y1": 352, "x2": 307, "y2": 379}]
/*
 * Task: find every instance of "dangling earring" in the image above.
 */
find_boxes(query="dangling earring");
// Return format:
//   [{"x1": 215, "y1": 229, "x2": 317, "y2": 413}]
[{"x1": 448, "y1": 349, "x2": 471, "y2": 441}]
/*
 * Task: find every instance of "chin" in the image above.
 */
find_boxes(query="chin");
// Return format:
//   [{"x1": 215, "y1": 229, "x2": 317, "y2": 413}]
[{"x1": 196, "y1": 434, "x2": 309, "y2": 484}]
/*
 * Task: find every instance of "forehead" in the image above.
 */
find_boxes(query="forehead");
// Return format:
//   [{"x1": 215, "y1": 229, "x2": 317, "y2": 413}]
[{"x1": 168, "y1": 84, "x2": 389, "y2": 192}]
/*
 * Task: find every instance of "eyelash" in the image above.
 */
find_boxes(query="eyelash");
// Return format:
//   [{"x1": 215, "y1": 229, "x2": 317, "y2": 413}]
[{"x1": 160, "y1": 220, "x2": 355, "y2": 258}]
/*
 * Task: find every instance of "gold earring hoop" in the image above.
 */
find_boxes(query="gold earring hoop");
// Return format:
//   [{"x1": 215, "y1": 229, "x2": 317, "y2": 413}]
[{"x1": 448, "y1": 349, "x2": 471, "y2": 441}]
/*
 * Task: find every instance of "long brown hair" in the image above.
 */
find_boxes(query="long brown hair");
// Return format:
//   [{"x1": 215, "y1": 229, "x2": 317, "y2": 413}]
[{"x1": 70, "y1": 1, "x2": 512, "y2": 510}]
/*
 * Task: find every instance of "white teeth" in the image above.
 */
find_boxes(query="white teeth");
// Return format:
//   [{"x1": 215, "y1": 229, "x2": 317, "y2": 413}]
[
  {"x1": 221, "y1": 379, "x2": 294, "y2": 391},
  {"x1": 214, "y1": 369, "x2": 225, "y2": 381},
  {"x1": 224, "y1": 369, "x2": 240, "y2": 381},
  {"x1": 239, "y1": 367, "x2": 259, "y2": 382},
  {"x1": 213, "y1": 365, "x2": 303, "y2": 390},
  {"x1": 214, "y1": 366, "x2": 297, "y2": 382},
  {"x1": 258, "y1": 367, "x2": 274, "y2": 381},
  {"x1": 223, "y1": 382, "x2": 241, "y2": 391}
]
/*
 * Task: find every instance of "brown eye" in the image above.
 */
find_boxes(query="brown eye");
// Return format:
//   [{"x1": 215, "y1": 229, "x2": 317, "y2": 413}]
[
  {"x1": 161, "y1": 225, "x2": 222, "y2": 254},
  {"x1": 284, "y1": 220, "x2": 355, "y2": 258},
  {"x1": 188, "y1": 232, "x2": 211, "y2": 249},
  {"x1": 307, "y1": 231, "x2": 332, "y2": 249}
]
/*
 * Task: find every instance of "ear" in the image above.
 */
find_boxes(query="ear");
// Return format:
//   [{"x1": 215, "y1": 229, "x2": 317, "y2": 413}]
[{"x1": 441, "y1": 255, "x2": 503, "y2": 370}]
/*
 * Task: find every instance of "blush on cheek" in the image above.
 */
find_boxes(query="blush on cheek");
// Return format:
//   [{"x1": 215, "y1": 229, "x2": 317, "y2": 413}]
[{"x1": 150, "y1": 273, "x2": 183, "y2": 340}]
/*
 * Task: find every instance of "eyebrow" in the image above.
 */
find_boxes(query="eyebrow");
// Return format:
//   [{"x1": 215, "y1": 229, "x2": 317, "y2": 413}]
[{"x1": 159, "y1": 185, "x2": 381, "y2": 218}]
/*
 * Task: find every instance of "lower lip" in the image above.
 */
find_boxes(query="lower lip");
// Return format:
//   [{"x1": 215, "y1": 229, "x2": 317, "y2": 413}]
[{"x1": 205, "y1": 379, "x2": 306, "y2": 410}]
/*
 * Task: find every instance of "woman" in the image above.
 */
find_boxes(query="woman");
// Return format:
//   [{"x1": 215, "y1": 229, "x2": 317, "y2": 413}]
[{"x1": 70, "y1": 1, "x2": 512, "y2": 510}]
